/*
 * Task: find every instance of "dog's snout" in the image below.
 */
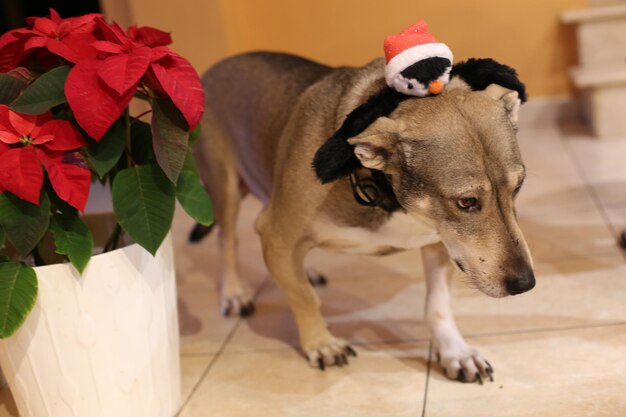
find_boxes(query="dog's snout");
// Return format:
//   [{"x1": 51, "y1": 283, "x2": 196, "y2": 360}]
[{"x1": 505, "y1": 271, "x2": 535, "y2": 295}]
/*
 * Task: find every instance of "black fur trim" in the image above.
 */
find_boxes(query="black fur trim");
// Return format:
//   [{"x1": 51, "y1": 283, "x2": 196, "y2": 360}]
[
  {"x1": 450, "y1": 58, "x2": 527, "y2": 102},
  {"x1": 312, "y1": 87, "x2": 410, "y2": 184},
  {"x1": 401, "y1": 57, "x2": 451, "y2": 85}
]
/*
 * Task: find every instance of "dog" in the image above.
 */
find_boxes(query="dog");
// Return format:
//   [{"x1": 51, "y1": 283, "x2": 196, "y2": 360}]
[{"x1": 191, "y1": 52, "x2": 535, "y2": 383}]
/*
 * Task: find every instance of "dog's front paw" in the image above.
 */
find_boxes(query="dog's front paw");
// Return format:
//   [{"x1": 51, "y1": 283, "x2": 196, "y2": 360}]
[
  {"x1": 221, "y1": 292, "x2": 254, "y2": 317},
  {"x1": 304, "y1": 337, "x2": 357, "y2": 370},
  {"x1": 437, "y1": 346, "x2": 494, "y2": 384}
]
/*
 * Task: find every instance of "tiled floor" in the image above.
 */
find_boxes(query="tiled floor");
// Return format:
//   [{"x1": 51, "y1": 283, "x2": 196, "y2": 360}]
[{"x1": 2, "y1": 105, "x2": 626, "y2": 416}]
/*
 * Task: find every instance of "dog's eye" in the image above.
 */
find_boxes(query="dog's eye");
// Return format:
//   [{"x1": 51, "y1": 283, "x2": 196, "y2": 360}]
[{"x1": 457, "y1": 197, "x2": 481, "y2": 212}]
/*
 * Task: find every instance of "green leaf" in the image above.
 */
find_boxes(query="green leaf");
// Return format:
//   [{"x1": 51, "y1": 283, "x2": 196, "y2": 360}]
[
  {"x1": 85, "y1": 120, "x2": 126, "y2": 178},
  {"x1": 50, "y1": 213, "x2": 93, "y2": 274},
  {"x1": 151, "y1": 99, "x2": 189, "y2": 184},
  {"x1": 112, "y1": 165, "x2": 175, "y2": 255},
  {"x1": 0, "y1": 193, "x2": 50, "y2": 257},
  {"x1": 176, "y1": 170, "x2": 213, "y2": 226},
  {"x1": 0, "y1": 262, "x2": 38, "y2": 338},
  {"x1": 0, "y1": 226, "x2": 5, "y2": 249},
  {"x1": 131, "y1": 120, "x2": 155, "y2": 165},
  {"x1": 182, "y1": 148, "x2": 197, "y2": 173},
  {"x1": 10, "y1": 66, "x2": 70, "y2": 115},
  {"x1": 0, "y1": 73, "x2": 27, "y2": 105}
]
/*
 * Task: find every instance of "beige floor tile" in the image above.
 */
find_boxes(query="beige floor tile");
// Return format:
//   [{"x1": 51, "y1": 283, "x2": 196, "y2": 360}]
[
  {"x1": 566, "y1": 134, "x2": 626, "y2": 208},
  {"x1": 450, "y1": 254, "x2": 626, "y2": 336},
  {"x1": 174, "y1": 198, "x2": 269, "y2": 355},
  {"x1": 177, "y1": 281, "x2": 240, "y2": 355},
  {"x1": 600, "y1": 205, "x2": 626, "y2": 238},
  {"x1": 179, "y1": 342, "x2": 429, "y2": 417},
  {"x1": 517, "y1": 202, "x2": 619, "y2": 261},
  {"x1": 225, "y1": 274, "x2": 429, "y2": 353},
  {"x1": 180, "y1": 355, "x2": 214, "y2": 406},
  {"x1": 225, "y1": 251, "x2": 626, "y2": 354},
  {"x1": 424, "y1": 325, "x2": 626, "y2": 417},
  {"x1": 516, "y1": 127, "x2": 594, "y2": 213}
]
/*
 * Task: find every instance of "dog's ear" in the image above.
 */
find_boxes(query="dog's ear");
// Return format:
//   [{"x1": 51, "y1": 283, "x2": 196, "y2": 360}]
[
  {"x1": 450, "y1": 58, "x2": 527, "y2": 103},
  {"x1": 484, "y1": 84, "x2": 521, "y2": 125},
  {"x1": 347, "y1": 117, "x2": 402, "y2": 171}
]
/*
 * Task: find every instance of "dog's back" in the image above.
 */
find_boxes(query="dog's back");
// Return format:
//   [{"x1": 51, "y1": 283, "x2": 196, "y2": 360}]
[{"x1": 199, "y1": 52, "x2": 333, "y2": 200}]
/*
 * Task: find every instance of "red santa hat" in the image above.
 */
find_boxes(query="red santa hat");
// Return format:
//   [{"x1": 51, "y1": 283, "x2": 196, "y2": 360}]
[{"x1": 384, "y1": 20, "x2": 453, "y2": 92}]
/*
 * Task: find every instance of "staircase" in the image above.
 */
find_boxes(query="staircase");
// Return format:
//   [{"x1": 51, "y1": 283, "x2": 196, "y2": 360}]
[{"x1": 562, "y1": 3, "x2": 626, "y2": 137}]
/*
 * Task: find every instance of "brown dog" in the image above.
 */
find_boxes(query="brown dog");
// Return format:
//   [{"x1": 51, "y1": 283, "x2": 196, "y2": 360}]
[{"x1": 193, "y1": 52, "x2": 534, "y2": 383}]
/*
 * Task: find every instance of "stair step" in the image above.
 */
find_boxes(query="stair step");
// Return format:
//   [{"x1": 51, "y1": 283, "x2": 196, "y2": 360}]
[
  {"x1": 571, "y1": 66, "x2": 626, "y2": 88},
  {"x1": 562, "y1": 4, "x2": 626, "y2": 23}
]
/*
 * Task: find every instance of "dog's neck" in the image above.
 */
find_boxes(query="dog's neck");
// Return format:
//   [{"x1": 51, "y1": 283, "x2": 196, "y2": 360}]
[{"x1": 349, "y1": 168, "x2": 402, "y2": 213}]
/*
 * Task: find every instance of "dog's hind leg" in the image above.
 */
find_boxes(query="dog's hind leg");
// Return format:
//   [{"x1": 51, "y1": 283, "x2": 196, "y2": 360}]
[
  {"x1": 257, "y1": 217, "x2": 355, "y2": 369},
  {"x1": 422, "y1": 242, "x2": 494, "y2": 384},
  {"x1": 195, "y1": 111, "x2": 253, "y2": 317}
]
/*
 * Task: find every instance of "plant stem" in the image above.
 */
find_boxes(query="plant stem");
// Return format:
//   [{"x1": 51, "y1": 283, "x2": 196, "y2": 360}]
[
  {"x1": 132, "y1": 110, "x2": 152, "y2": 123},
  {"x1": 103, "y1": 223, "x2": 122, "y2": 253}
]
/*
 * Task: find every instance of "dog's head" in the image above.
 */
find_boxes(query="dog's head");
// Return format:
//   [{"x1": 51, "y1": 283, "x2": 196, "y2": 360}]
[{"x1": 314, "y1": 60, "x2": 534, "y2": 297}]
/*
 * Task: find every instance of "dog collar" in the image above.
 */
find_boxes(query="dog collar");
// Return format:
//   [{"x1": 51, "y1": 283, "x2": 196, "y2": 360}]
[{"x1": 349, "y1": 169, "x2": 402, "y2": 213}]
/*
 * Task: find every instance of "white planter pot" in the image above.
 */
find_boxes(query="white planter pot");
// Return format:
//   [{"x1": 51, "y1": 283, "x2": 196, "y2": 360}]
[{"x1": 0, "y1": 233, "x2": 181, "y2": 417}]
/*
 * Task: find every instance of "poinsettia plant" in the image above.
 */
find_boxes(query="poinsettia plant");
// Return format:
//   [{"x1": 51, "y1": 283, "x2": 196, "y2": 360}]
[{"x1": 0, "y1": 10, "x2": 212, "y2": 338}]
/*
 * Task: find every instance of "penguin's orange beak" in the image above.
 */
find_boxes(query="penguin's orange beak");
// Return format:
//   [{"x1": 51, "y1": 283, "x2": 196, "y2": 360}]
[{"x1": 428, "y1": 80, "x2": 444, "y2": 95}]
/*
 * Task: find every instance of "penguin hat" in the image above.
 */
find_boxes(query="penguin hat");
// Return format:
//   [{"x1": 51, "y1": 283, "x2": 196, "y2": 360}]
[{"x1": 384, "y1": 20, "x2": 453, "y2": 97}]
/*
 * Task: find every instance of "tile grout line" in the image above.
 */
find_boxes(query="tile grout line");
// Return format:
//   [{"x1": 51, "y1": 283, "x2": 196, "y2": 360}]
[
  {"x1": 175, "y1": 347, "x2": 228, "y2": 416},
  {"x1": 560, "y1": 134, "x2": 625, "y2": 260},
  {"x1": 531, "y1": 249, "x2": 620, "y2": 263},
  {"x1": 175, "y1": 275, "x2": 272, "y2": 416},
  {"x1": 462, "y1": 320, "x2": 626, "y2": 339},
  {"x1": 208, "y1": 320, "x2": 626, "y2": 357},
  {"x1": 179, "y1": 352, "x2": 219, "y2": 358},
  {"x1": 421, "y1": 341, "x2": 432, "y2": 417}
]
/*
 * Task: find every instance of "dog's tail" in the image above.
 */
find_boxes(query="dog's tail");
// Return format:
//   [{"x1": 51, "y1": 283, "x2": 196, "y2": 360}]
[{"x1": 189, "y1": 223, "x2": 215, "y2": 243}]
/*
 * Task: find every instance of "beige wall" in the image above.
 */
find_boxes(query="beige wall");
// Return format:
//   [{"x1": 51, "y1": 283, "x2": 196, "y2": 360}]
[{"x1": 102, "y1": 0, "x2": 585, "y2": 98}]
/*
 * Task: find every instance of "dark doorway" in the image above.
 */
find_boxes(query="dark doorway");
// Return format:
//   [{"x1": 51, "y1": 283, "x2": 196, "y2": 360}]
[{"x1": 1, "y1": 0, "x2": 101, "y2": 34}]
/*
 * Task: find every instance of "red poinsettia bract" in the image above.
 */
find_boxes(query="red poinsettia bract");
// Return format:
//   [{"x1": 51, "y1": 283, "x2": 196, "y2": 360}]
[
  {"x1": 0, "y1": 105, "x2": 90, "y2": 211},
  {"x1": 65, "y1": 18, "x2": 204, "y2": 140},
  {"x1": 0, "y1": 9, "x2": 204, "y2": 142},
  {"x1": 0, "y1": 9, "x2": 101, "y2": 72}
]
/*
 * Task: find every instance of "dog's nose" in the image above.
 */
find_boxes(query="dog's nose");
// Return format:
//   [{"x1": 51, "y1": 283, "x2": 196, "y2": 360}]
[{"x1": 505, "y1": 271, "x2": 535, "y2": 295}]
